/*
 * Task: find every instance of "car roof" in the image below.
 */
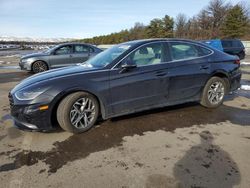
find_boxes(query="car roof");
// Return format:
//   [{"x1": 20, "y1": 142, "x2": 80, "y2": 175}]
[
  {"x1": 57, "y1": 42, "x2": 98, "y2": 47},
  {"x1": 121, "y1": 38, "x2": 209, "y2": 49},
  {"x1": 122, "y1": 38, "x2": 201, "y2": 45}
]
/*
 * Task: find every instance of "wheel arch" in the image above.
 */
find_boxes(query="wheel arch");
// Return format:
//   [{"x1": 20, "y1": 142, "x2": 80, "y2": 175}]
[{"x1": 50, "y1": 89, "x2": 106, "y2": 127}]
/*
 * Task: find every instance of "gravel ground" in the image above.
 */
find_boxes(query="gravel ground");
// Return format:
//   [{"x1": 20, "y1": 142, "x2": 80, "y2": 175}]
[{"x1": 0, "y1": 53, "x2": 249, "y2": 188}]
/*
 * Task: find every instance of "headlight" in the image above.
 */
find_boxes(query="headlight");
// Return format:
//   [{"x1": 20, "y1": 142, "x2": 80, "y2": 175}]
[
  {"x1": 15, "y1": 87, "x2": 48, "y2": 101},
  {"x1": 21, "y1": 58, "x2": 32, "y2": 63}
]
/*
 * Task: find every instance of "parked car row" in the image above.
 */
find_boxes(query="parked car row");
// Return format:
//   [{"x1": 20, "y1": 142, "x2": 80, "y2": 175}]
[{"x1": 10, "y1": 38, "x2": 242, "y2": 133}]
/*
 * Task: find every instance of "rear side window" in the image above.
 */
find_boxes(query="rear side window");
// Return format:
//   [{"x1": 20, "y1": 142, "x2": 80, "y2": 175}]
[
  {"x1": 169, "y1": 42, "x2": 197, "y2": 61},
  {"x1": 169, "y1": 42, "x2": 212, "y2": 61},
  {"x1": 222, "y1": 40, "x2": 243, "y2": 48},
  {"x1": 74, "y1": 45, "x2": 89, "y2": 53},
  {"x1": 233, "y1": 40, "x2": 243, "y2": 47},
  {"x1": 222, "y1": 40, "x2": 233, "y2": 48}
]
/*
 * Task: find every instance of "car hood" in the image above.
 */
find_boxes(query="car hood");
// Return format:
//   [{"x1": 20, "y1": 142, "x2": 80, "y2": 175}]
[
  {"x1": 21, "y1": 52, "x2": 48, "y2": 59},
  {"x1": 11, "y1": 65, "x2": 99, "y2": 93}
]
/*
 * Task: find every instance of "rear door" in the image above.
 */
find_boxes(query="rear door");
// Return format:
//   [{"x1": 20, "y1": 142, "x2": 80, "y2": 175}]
[
  {"x1": 49, "y1": 45, "x2": 73, "y2": 68},
  {"x1": 166, "y1": 41, "x2": 213, "y2": 102},
  {"x1": 72, "y1": 44, "x2": 91, "y2": 64}
]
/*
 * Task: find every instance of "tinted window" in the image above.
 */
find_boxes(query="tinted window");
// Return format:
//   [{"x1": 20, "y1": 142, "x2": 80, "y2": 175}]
[
  {"x1": 123, "y1": 43, "x2": 164, "y2": 67},
  {"x1": 55, "y1": 45, "x2": 72, "y2": 55},
  {"x1": 74, "y1": 45, "x2": 89, "y2": 53},
  {"x1": 170, "y1": 42, "x2": 199, "y2": 60},
  {"x1": 233, "y1": 40, "x2": 243, "y2": 47},
  {"x1": 222, "y1": 40, "x2": 233, "y2": 48}
]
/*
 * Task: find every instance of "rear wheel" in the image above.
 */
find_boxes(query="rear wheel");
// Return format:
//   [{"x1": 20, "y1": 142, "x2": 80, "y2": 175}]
[
  {"x1": 32, "y1": 61, "x2": 48, "y2": 73},
  {"x1": 200, "y1": 77, "x2": 227, "y2": 108},
  {"x1": 57, "y1": 92, "x2": 99, "y2": 133}
]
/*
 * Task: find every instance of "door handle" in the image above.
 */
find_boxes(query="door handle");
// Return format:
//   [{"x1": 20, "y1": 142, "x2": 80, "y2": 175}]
[{"x1": 200, "y1": 65, "x2": 209, "y2": 70}]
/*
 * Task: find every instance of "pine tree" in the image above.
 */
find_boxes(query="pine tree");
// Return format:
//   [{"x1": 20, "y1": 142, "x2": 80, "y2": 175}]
[{"x1": 221, "y1": 5, "x2": 249, "y2": 38}]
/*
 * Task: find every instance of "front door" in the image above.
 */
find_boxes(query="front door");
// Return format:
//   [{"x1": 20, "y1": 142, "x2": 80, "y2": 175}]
[
  {"x1": 49, "y1": 45, "x2": 73, "y2": 68},
  {"x1": 108, "y1": 42, "x2": 170, "y2": 116}
]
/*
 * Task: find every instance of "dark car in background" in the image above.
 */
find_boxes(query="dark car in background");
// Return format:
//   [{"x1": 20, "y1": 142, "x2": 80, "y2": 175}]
[
  {"x1": 19, "y1": 43, "x2": 102, "y2": 73},
  {"x1": 221, "y1": 39, "x2": 245, "y2": 60},
  {"x1": 202, "y1": 39, "x2": 245, "y2": 60},
  {"x1": 9, "y1": 39, "x2": 241, "y2": 133}
]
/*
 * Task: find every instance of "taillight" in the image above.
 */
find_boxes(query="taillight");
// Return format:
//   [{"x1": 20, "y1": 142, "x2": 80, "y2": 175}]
[{"x1": 234, "y1": 59, "x2": 240, "y2": 65}]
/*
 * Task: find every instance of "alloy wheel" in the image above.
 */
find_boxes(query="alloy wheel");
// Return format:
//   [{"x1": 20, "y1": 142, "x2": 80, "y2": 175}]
[
  {"x1": 33, "y1": 62, "x2": 47, "y2": 73},
  {"x1": 207, "y1": 81, "x2": 225, "y2": 105},
  {"x1": 70, "y1": 97, "x2": 96, "y2": 129}
]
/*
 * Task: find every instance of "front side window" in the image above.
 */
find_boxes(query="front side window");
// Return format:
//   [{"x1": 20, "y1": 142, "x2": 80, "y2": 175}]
[
  {"x1": 122, "y1": 43, "x2": 164, "y2": 67},
  {"x1": 55, "y1": 45, "x2": 72, "y2": 55},
  {"x1": 74, "y1": 45, "x2": 89, "y2": 53}
]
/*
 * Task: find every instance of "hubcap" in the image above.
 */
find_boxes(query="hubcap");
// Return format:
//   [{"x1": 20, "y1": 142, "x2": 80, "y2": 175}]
[
  {"x1": 33, "y1": 62, "x2": 47, "y2": 73},
  {"x1": 70, "y1": 97, "x2": 96, "y2": 129},
  {"x1": 208, "y1": 81, "x2": 225, "y2": 105}
]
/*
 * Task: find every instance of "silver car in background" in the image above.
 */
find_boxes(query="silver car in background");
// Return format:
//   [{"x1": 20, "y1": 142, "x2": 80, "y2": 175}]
[{"x1": 19, "y1": 43, "x2": 103, "y2": 73}]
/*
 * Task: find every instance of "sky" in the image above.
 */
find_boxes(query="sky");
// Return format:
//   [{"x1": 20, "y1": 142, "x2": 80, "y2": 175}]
[{"x1": 0, "y1": 0, "x2": 244, "y2": 39}]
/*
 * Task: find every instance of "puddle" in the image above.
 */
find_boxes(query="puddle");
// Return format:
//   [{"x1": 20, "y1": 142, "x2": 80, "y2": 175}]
[{"x1": 0, "y1": 103, "x2": 249, "y2": 174}]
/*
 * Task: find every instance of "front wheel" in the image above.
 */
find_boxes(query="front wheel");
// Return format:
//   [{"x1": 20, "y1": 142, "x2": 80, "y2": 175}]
[
  {"x1": 32, "y1": 61, "x2": 48, "y2": 73},
  {"x1": 200, "y1": 77, "x2": 227, "y2": 108},
  {"x1": 57, "y1": 92, "x2": 99, "y2": 133}
]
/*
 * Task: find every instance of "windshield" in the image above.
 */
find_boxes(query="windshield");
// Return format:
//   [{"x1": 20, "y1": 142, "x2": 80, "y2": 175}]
[
  {"x1": 43, "y1": 45, "x2": 57, "y2": 54},
  {"x1": 83, "y1": 44, "x2": 132, "y2": 68}
]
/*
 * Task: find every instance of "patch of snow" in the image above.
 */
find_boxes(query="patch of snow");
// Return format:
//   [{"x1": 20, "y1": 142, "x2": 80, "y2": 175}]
[
  {"x1": 241, "y1": 85, "x2": 250, "y2": 91},
  {"x1": 241, "y1": 62, "x2": 250, "y2": 65}
]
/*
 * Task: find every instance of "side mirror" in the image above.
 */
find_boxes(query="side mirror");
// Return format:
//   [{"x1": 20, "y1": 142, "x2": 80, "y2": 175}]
[{"x1": 120, "y1": 63, "x2": 137, "y2": 73}]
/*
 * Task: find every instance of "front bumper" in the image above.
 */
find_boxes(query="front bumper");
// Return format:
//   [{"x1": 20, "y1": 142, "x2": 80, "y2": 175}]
[
  {"x1": 9, "y1": 93, "x2": 54, "y2": 131},
  {"x1": 19, "y1": 61, "x2": 32, "y2": 71}
]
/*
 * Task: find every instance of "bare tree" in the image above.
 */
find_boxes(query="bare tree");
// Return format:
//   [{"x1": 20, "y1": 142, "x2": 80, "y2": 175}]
[
  {"x1": 175, "y1": 13, "x2": 188, "y2": 38},
  {"x1": 206, "y1": 0, "x2": 232, "y2": 37}
]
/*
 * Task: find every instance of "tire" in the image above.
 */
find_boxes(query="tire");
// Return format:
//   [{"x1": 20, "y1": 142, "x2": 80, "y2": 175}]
[
  {"x1": 57, "y1": 92, "x2": 99, "y2": 133},
  {"x1": 200, "y1": 77, "x2": 227, "y2": 108},
  {"x1": 32, "y1": 61, "x2": 48, "y2": 73}
]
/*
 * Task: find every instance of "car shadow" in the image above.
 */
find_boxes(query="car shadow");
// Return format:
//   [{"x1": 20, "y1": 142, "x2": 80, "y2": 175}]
[{"x1": 173, "y1": 131, "x2": 241, "y2": 188}]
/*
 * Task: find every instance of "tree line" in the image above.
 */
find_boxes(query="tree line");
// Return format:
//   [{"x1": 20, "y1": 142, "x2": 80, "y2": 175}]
[{"x1": 80, "y1": 0, "x2": 250, "y2": 45}]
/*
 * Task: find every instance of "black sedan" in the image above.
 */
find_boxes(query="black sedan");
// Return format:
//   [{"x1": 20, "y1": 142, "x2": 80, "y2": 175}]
[{"x1": 9, "y1": 39, "x2": 242, "y2": 133}]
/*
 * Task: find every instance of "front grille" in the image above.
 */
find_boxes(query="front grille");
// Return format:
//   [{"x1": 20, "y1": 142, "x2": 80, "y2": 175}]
[{"x1": 8, "y1": 93, "x2": 14, "y2": 108}]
